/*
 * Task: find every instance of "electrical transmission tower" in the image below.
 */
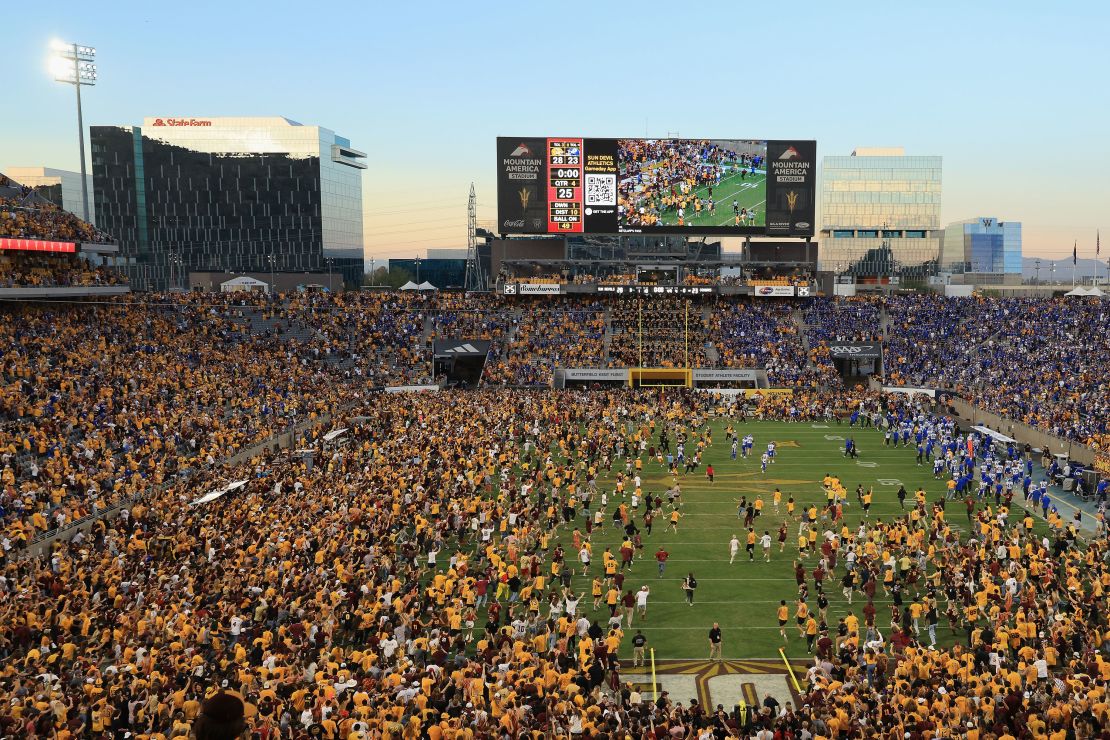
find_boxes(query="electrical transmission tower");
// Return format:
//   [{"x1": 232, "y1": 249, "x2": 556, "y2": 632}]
[{"x1": 464, "y1": 183, "x2": 487, "y2": 291}]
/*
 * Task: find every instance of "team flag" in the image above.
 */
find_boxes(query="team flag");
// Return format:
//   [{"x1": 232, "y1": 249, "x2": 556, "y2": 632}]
[{"x1": 1073, "y1": 241, "x2": 1077, "y2": 265}]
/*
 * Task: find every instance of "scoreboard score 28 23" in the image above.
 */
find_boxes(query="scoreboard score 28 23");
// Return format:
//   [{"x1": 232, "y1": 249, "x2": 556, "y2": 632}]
[{"x1": 547, "y1": 138, "x2": 584, "y2": 232}]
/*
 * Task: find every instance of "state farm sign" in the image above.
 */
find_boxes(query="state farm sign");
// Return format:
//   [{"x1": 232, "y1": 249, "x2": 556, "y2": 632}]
[{"x1": 150, "y1": 118, "x2": 212, "y2": 127}]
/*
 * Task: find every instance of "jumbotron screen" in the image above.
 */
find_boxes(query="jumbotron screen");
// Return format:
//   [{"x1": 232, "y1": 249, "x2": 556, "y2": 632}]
[{"x1": 497, "y1": 137, "x2": 815, "y2": 237}]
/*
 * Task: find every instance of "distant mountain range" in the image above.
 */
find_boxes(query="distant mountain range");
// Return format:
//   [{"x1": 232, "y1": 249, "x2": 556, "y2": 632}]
[{"x1": 1022, "y1": 256, "x2": 1108, "y2": 280}]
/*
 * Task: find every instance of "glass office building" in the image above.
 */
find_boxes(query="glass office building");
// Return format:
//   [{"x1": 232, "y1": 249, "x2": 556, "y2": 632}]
[
  {"x1": 91, "y1": 117, "x2": 365, "y2": 290},
  {"x1": 940, "y1": 217, "x2": 1022, "y2": 284},
  {"x1": 820, "y1": 148, "x2": 942, "y2": 277}
]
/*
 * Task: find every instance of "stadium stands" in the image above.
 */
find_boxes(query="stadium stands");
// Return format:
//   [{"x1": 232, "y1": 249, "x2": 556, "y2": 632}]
[
  {"x1": 0, "y1": 171, "x2": 124, "y2": 291},
  {"x1": 0, "y1": 288, "x2": 1108, "y2": 738},
  {"x1": 0, "y1": 174, "x2": 115, "y2": 245},
  {"x1": 710, "y1": 300, "x2": 828, "y2": 387},
  {"x1": 608, "y1": 296, "x2": 713, "y2": 369},
  {"x1": 0, "y1": 251, "x2": 124, "y2": 288}
]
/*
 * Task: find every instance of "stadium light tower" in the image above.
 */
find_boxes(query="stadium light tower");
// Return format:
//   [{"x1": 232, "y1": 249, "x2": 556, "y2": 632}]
[{"x1": 50, "y1": 40, "x2": 97, "y2": 223}]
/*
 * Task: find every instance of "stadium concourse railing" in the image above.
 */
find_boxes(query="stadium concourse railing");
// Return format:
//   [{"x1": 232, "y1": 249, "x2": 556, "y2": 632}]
[
  {"x1": 21, "y1": 395, "x2": 374, "y2": 558},
  {"x1": 0, "y1": 285, "x2": 130, "y2": 298}
]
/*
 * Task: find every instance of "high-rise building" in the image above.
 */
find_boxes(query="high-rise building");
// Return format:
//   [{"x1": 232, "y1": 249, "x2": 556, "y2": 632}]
[
  {"x1": 820, "y1": 147, "x2": 942, "y2": 278},
  {"x1": 91, "y1": 116, "x2": 365, "y2": 290},
  {"x1": 5, "y1": 167, "x2": 95, "y2": 226},
  {"x1": 940, "y1": 217, "x2": 1022, "y2": 284}
]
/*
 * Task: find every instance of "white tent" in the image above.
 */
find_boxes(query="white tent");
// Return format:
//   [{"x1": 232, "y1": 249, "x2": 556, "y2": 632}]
[
  {"x1": 221, "y1": 276, "x2": 269, "y2": 294},
  {"x1": 1065, "y1": 286, "x2": 1105, "y2": 297},
  {"x1": 399, "y1": 281, "x2": 420, "y2": 291},
  {"x1": 417, "y1": 281, "x2": 438, "y2": 291}
]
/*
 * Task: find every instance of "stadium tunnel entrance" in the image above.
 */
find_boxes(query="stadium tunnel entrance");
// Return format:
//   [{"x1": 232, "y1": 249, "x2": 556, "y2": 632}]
[
  {"x1": 825, "y1": 341, "x2": 883, "y2": 384},
  {"x1": 432, "y1": 340, "x2": 491, "y2": 389}
]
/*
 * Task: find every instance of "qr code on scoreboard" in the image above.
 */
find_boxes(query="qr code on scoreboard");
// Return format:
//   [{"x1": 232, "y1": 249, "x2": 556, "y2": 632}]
[{"x1": 585, "y1": 174, "x2": 617, "y2": 206}]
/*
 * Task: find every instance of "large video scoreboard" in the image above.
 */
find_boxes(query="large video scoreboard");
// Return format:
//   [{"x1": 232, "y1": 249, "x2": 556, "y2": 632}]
[{"x1": 497, "y1": 137, "x2": 815, "y2": 237}]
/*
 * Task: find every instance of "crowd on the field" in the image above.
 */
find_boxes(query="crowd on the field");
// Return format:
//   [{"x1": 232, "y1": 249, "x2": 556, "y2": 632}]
[
  {"x1": 772, "y1": 397, "x2": 1109, "y2": 740},
  {"x1": 3, "y1": 378, "x2": 1109, "y2": 738},
  {"x1": 617, "y1": 139, "x2": 763, "y2": 228},
  {"x1": 0, "y1": 386, "x2": 779, "y2": 738}
]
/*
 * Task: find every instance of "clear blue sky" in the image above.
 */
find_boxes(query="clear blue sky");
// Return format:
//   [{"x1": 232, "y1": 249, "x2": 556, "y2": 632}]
[{"x1": 3, "y1": 0, "x2": 1106, "y2": 260}]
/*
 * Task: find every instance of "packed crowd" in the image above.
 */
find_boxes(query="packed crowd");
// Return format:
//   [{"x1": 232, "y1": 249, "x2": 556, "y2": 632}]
[
  {"x1": 0, "y1": 293, "x2": 401, "y2": 549},
  {"x1": 0, "y1": 193, "x2": 115, "y2": 245},
  {"x1": 618, "y1": 139, "x2": 762, "y2": 228},
  {"x1": 0, "y1": 252, "x2": 126, "y2": 288},
  {"x1": 491, "y1": 302, "x2": 607, "y2": 386},
  {"x1": 608, "y1": 297, "x2": 713, "y2": 369},
  {"x1": 3, "y1": 376, "x2": 1109, "y2": 738},
  {"x1": 0, "y1": 386, "x2": 800, "y2": 738},
  {"x1": 882, "y1": 295, "x2": 1110, "y2": 451},
  {"x1": 803, "y1": 297, "x2": 884, "y2": 343},
  {"x1": 767, "y1": 397, "x2": 1110, "y2": 740},
  {"x1": 0, "y1": 288, "x2": 1109, "y2": 737},
  {"x1": 710, "y1": 300, "x2": 831, "y2": 387}
]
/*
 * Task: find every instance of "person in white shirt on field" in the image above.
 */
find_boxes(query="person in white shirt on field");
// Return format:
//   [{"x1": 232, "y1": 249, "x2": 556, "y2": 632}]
[{"x1": 635, "y1": 585, "x2": 650, "y2": 624}]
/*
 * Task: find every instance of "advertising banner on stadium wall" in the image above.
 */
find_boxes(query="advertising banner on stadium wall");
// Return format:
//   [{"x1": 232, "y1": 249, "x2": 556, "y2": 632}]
[
  {"x1": 752, "y1": 285, "x2": 795, "y2": 297},
  {"x1": 502, "y1": 283, "x2": 564, "y2": 295},
  {"x1": 497, "y1": 136, "x2": 816, "y2": 237},
  {"x1": 563, "y1": 369, "x2": 628, "y2": 381},
  {"x1": 827, "y1": 342, "x2": 883, "y2": 359},
  {"x1": 431, "y1": 340, "x2": 492, "y2": 358},
  {"x1": 692, "y1": 369, "x2": 759, "y2": 382}
]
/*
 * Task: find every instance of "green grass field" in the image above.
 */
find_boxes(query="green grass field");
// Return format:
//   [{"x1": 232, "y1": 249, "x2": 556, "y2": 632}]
[
  {"x1": 546, "y1": 420, "x2": 1042, "y2": 662},
  {"x1": 626, "y1": 168, "x2": 767, "y2": 229}
]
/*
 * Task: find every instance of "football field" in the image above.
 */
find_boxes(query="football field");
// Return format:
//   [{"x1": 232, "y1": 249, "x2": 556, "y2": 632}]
[
  {"x1": 547, "y1": 420, "x2": 1042, "y2": 662},
  {"x1": 654, "y1": 169, "x2": 766, "y2": 228}
]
